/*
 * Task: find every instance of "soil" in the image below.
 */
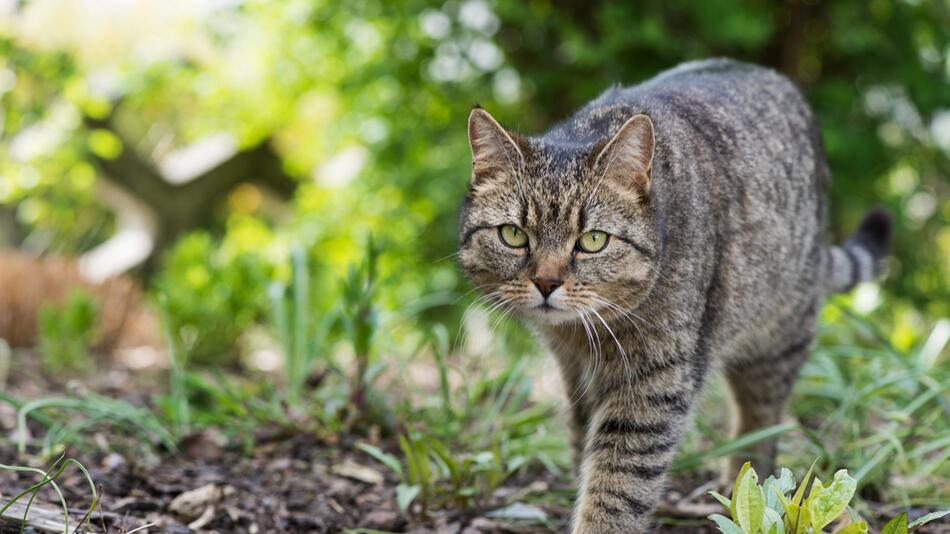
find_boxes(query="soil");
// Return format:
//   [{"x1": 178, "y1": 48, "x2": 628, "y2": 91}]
[{"x1": 1, "y1": 357, "x2": 946, "y2": 534}]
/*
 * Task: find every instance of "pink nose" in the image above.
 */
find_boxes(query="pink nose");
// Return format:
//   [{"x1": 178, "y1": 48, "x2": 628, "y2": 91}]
[{"x1": 532, "y1": 277, "x2": 563, "y2": 299}]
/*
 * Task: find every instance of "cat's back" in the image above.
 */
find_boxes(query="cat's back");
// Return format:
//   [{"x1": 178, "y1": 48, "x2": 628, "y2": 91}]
[{"x1": 543, "y1": 58, "x2": 817, "y2": 152}]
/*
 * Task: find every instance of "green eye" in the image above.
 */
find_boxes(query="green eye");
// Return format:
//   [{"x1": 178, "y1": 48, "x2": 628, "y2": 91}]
[
  {"x1": 578, "y1": 230, "x2": 609, "y2": 253},
  {"x1": 498, "y1": 224, "x2": 528, "y2": 248}
]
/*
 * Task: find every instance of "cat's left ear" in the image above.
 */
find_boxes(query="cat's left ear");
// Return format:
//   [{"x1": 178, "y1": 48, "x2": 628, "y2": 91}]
[
  {"x1": 593, "y1": 114, "x2": 654, "y2": 195},
  {"x1": 468, "y1": 107, "x2": 524, "y2": 188}
]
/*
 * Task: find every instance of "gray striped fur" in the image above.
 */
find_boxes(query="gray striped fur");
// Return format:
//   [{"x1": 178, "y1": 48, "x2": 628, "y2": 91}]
[{"x1": 457, "y1": 58, "x2": 891, "y2": 533}]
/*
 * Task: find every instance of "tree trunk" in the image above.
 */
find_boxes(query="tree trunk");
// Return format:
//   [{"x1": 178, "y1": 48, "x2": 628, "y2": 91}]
[{"x1": 82, "y1": 113, "x2": 297, "y2": 276}]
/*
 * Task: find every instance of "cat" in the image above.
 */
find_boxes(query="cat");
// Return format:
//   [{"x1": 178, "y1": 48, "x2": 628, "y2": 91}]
[{"x1": 457, "y1": 58, "x2": 890, "y2": 533}]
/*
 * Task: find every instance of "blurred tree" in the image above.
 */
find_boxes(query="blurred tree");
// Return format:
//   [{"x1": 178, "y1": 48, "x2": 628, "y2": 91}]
[{"x1": 82, "y1": 108, "x2": 295, "y2": 273}]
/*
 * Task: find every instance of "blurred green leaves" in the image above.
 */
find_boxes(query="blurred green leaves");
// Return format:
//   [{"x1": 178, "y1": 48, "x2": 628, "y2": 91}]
[
  {"x1": 154, "y1": 232, "x2": 270, "y2": 363},
  {"x1": 37, "y1": 289, "x2": 98, "y2": 373}
]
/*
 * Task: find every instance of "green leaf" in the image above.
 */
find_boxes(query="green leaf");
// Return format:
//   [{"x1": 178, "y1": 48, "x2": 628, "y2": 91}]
[
  {"x1": 398, "y1": 435, "x2": 418, "y2": 485},
  {"x1": 775, "y1": 468, "x2": 796, "y2": 495},
  {"x1": 909, "y1": 510, "x2": 950, "y2": 531},
  {"x1": 807, "y1": 469, "x2": 858, "y2": 531},
  {"x1": 356, "y1": 442, "x2": 402, "y2": 478},
  {"x1": 731, "y1": 461, "x2": 752, "y2": 521},
  {"x1": 87, "y1": 129, "x2": 123, "y2": 159},
  {"x1": 735, "y1": 467, "x2": 765, "y2": 534},
  {"x1": 837, "y1": 521, "x2": 869, "y2": 534},
  {"x1": 709, "y1": 490, "x2": 731, "y2": 510},
  {"x1": 709, "y1": 513, "x2": 745, "y2": 534},
  {"x1": 762, "y1": 507, "x2": 785, "y2": 534},
  {"x1": 791, "y1": 460, "x2": 817, "y2": 507},
  {"x1": 395, "y1": 483, "x2": 420, "y2": 512},
  {"x1": 881, "y1": 513, "x2": 908, "y2": 534},
  {"x1": 784, "y1": 503, "x2": 812, "y2": 534},
  {"x1": 762, "y1": 473, "x2": 791, "y2": 517}
]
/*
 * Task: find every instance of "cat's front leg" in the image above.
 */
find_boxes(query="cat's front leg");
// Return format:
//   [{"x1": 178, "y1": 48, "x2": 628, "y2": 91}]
[{"x1": 572, "y1": 371, "x2": 693, "y2": 533}]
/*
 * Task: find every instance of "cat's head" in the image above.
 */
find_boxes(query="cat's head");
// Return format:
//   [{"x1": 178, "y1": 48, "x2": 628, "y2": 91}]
[{"x1": 458, "y1": 107, "x2": 660, "y2": 326}]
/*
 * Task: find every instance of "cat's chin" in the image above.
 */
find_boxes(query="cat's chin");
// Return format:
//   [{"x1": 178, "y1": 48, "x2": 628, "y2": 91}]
[{"x1": 521, "y1": 305, "x2": 581, "y2": 325}]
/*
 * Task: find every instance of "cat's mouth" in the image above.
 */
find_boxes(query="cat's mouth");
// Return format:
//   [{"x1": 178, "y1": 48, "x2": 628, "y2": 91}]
[{"x1": 524, "y1": 301, "x2": 579, "y2": 324}]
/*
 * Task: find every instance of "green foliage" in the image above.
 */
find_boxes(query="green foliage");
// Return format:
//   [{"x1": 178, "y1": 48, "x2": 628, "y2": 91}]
[
  {"x1": 154, "y1": 232, "x2": 270, "y2": 364},
  {"x1": 792, "y1": 304, "x2": 950, "y2": 503},
  {"x1": 712, "y1": 462, "x2": 862, "y2": 534},
  {"x1": 9, "y1": 394, "x2": 176, "y2": 457},
  {"x1": 358, "y1": 358, "x2": 565, "y2": 518},
  {"x1": 158, "y1": 293, "x2": 190, "y2": 436},
  {"x1": 2, "y1": 0, "x2": 945, "y2": 370},
  {"x1": 881, "y1": 514, "x2": 908, "y2": 534},
  {"x1": 37, "y1": 289, "x2": 98, "y2": 373},
  {"x1": 341, "y1": 237, "x2": 382, "y2": 416},
  {"x1": 712, "y1": 462, "x2": 949, "y2": 534},
  {"x1": 268, "y1": 244, "x2": 335, "y2": 405}
]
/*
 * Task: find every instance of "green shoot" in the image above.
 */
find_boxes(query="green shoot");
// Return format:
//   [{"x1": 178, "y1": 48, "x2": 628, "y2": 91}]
[{"x1": 158, "y1": 293, "x2": 189, "y2": 436}]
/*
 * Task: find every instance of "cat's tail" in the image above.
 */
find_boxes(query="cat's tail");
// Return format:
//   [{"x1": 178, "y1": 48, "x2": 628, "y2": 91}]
[{"x1": 824, "y1": 208, "x2": 892, "y2": 294}]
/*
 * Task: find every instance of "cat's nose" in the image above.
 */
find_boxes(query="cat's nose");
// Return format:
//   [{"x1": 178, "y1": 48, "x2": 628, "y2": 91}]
[{"x1": 532, "y1": 277, "x2": 563, "y2": 299}]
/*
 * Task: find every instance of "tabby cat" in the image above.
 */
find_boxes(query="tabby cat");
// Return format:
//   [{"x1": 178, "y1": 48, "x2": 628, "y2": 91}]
[{"x1": 457, "y1": 59, "x2": 890, "y2": 533}]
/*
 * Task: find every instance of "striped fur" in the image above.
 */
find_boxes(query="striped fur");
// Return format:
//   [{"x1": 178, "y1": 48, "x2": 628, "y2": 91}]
[
  {"x1": 457, "y1": 59, "x2": 891, "y2": 533},
  {"x1": 824, "y1": 209, "x2": 892, "y2": 293}
]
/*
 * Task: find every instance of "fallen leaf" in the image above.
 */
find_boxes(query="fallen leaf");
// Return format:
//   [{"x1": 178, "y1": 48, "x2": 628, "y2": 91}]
[
  {"x1": 169, "y1": 484, "x2": 222, "y2": 520},
  {"x1": 486, "y1": 502, "x2": 548, "y2": 521},
  {"x1": 330, "y1": 459, "x2": 384, "y2": 484}
]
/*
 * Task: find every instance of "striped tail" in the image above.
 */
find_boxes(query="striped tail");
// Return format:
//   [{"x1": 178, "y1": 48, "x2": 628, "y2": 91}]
[{"x1": 825, "y1": 208, "x2": 892, "y2": 293}]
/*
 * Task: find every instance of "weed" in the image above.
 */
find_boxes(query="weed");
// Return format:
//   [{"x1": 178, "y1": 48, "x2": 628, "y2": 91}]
[
  {"x1": 359, "y1": 354, "x2": 566, "y2": 518},
  {"x1": 341, "y1": 236, "x2": 381, "y2": 418},
  {"x1": 37, "y1": 289, "x2": 97, "y2": 373},
  {"x1": 268, "y1": 244, "x2": 336, "y2": 407},
  {"x1": 11, "y1": 394, "x2": 175, "y2": 457},
  {"x1": 159, "y1": 293, "x2": 190, "y2": 437}
]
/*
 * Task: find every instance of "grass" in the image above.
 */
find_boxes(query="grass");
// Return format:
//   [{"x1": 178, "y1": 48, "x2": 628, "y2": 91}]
[
  {"x1": 1, "y1": 244, "x2": 946, "y2": 532},
  {"x1": 0, "y1": 455, "x2": 98, "y2": 534},
  {"x1": 789, "y1": 302, "x2": 950, "y2": 506}
]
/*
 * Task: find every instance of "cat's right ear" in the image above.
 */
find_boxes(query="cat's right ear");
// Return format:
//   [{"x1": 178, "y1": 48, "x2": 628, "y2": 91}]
[
  {"x1": 468, "y1": 107, "x2": 523, "y2": 188},
  {"x1": 593, "y1": 114, "x2": 654, "y2": 197}
]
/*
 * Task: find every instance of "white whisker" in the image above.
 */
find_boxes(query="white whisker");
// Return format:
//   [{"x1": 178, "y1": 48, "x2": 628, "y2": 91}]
[
  {"x1": 588, "y1": 305, "x2": 632, "y2": 385},
  {"x1": 569, "y1": 311, "x2": 597, "y2": 409}
]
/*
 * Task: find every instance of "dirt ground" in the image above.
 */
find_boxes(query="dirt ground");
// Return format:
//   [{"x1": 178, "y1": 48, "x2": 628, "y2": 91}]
[
  {"x1": 0, "y1": 432, "x2": 723, "y2": 533},
  {"x1": 1, "y1": 358, "x2": 946, "y2": 533}
]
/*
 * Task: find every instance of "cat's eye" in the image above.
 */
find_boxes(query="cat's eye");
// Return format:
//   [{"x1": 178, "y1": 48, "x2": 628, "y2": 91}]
[
  {"x1": 577, "y1": 230, "x2": 609, "y2": 253},
  {"x1": 498, "y1": 224, "x2": 528, "y2": 248}
]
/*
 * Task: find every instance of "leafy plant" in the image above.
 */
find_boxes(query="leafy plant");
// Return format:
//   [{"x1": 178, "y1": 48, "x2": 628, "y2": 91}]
[
  {"x1": 37, "y1": 289, "x2": 98, "y2": 372},
  {"x1": 359, "y1": 431, "x2": 510, "y2": 518},
  {"x1": 357, "y1": 354, "x2": 565, "y2": 519},
  {"x1": 154, "y1": 232, "x2": 270, "y2": 364},
  {"x1": 710, "y1": 462, "x2": 949, "y2": 534}
]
